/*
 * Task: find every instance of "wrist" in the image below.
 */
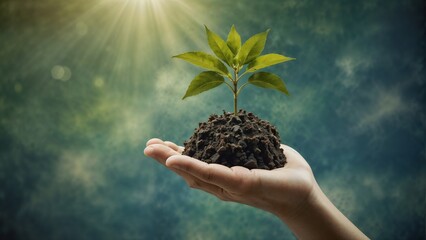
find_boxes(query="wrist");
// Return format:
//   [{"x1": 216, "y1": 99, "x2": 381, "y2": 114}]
[
  {"x1": 274, "y1": 181, "x2": 368, "y2": 240},
  {"x1": 273, "y1": 180, "x2": 322, "y2": 224}
]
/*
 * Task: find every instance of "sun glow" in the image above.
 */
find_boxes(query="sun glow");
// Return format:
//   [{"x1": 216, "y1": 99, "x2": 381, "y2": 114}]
[
  {"x1": 94, "y1": 0, "x2": 210, "y2": 53},
  {"x1": 67, "y1": 0, "x2": 213, "y2": 89}
]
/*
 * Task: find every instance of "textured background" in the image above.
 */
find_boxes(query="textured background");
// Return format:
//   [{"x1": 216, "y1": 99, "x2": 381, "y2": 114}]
[{"x1": 0, "y1": 0, "x2": 425, "y2": 239}]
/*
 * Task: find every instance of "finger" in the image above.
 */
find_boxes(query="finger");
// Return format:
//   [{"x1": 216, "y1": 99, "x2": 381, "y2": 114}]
[
  {"x1": 166, "y1": 155, "x2": 243, "y2": 192},
  {"x1": 169, "y1": 168, "x2": 230, "y2": 200},
  {"x1": 163, "y1": 141, "x2": 185, "y2": 154},
  {"x1": 144, "y1": 144, "x2": 180, "y2": 165},
  {"x1": 146, "y1": 138, "x2": 164, "y2": 146},
  {"x1": 145, "y1": 142, "x2": 227, "y2": 198},
  {"x1": 178, "y1": 146, "x2": 185, "y2": 153},
  {"x1": 146, "y1": 138, "x2": 185, "y2": 154}
]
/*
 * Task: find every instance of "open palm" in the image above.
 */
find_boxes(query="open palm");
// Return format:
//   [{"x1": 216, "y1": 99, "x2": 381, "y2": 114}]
[{"x1": 144, "y1": 138, "x2": 315, "y2": 217}]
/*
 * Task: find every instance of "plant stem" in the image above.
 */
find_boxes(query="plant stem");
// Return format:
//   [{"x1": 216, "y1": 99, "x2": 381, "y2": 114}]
[
  {"x1": 237, "y1": 82, "x2": 249, "y2": 96},
  {"x1": 233, "y1": 83, "x2": 238, "y2": 115},
  {"x1": 224, "y1": 81, "x2": 234, "y2": 92},
  {"x1": 233, "y1": 68, "x2": 239, "y2": 116}
]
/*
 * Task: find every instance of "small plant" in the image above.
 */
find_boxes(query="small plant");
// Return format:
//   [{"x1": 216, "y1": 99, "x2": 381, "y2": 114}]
[
  {"x1": 173, "y1": 25, "x2": 295, "y2": 115},
  {"x1": 175, "y1": 25, "x2": 295, "y2": 169}
]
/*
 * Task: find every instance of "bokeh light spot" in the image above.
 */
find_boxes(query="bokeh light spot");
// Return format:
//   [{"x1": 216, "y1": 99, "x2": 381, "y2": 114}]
[
  {"x1": 14, "y1": 83, "x2": 22, "y2": 93},
  {"x1": 93, "y1": 76, "x2": 105, "y2": 88},
  {"x1": 51, "y1": 65, "x2": 72, "y2": 81}
]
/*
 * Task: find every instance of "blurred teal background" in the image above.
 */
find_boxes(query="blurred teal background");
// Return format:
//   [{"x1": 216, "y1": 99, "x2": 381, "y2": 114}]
[{"x1": 0, "y1": 0, "x2": 425, "y2": 239}]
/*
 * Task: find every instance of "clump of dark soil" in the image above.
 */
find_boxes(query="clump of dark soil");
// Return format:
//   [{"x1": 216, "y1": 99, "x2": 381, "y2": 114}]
[{"x1": 182, "y1": 110, "x2": 286, "y2": 170}]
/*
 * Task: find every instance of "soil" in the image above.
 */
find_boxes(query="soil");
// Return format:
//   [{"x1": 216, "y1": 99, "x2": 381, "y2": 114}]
[{"x1": 182, "y1": 110, "x2": 287, "y2": 170}]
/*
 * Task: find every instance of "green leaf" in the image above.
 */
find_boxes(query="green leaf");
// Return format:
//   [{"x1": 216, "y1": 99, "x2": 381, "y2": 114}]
[
  {"x1": 246, "y1": 53, "x2": 295, "y2": 72},
  {"x1": 248, "y1": 72, "x2": 289, "y2": 95},
  {"x1": 173, "y1": 52, "x2": 230, "y2": 76},
  {"x1": 237, "y1": 29, "x2": 269, "y2": 65},
  {"x1": 226, "y1": 25, "x2": 241, "y2": 56},
  {"x1": 205, "y1": 26, "x2": 234, "y2": 67},
  {"x1": 182, "y1": 71, "x2": 225, "y2": 99}
]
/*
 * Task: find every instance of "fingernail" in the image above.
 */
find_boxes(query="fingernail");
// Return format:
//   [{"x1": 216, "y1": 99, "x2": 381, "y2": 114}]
[
  {"x1": 165, "y1": 156, "x2": 179, "y2": 169},
  {"x1": 144, "y1": 146, "x2": 154, "y2": 156}
]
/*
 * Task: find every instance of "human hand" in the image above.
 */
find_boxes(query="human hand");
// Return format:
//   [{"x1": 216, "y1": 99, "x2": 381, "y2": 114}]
[
  {"x1": 144, "y1": 138, "x2": 315, "y2": 219},
  {"x1": 144, "y1": 138, "x2": 369, "y2": 239}
]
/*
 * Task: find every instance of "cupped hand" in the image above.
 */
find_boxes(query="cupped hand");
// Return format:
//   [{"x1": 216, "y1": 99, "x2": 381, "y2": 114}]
[{"x1": 144, "y1": 138, "x2": 315, "y2": 218}]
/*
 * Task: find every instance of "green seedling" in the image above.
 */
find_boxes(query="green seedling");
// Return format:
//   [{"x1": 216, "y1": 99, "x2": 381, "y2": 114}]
[{"x1": 173, "y1": 25, "x2": 295, "y2": 115}]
